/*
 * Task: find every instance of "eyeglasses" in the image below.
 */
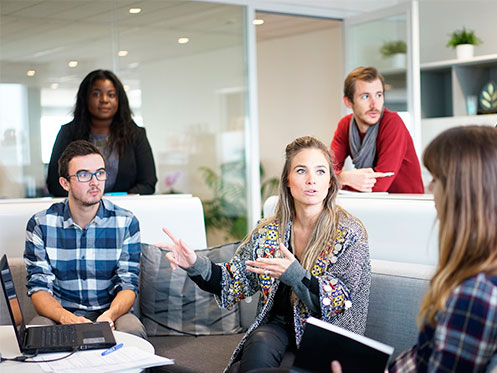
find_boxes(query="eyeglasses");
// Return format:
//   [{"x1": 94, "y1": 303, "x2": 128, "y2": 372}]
[{"x1": 67, "y1": 170, "x2": 108, "y2": 182}]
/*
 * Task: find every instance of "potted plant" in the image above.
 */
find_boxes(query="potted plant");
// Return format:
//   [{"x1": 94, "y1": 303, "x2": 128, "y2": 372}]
[
  {"x1": 199, "y1": 162, "x2": 278, "y2": 243},
  {"x1": 380, "y1": 40, "x2": 407, "y2": 68},
  {"x1": 447, "y1": 27, "x2": 482, "y2": 60}
]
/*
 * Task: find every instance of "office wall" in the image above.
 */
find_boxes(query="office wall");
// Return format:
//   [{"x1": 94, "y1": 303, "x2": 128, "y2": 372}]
[
  {"x1": 139, "y1": 45, "x2": 246, "y2": 199},
  {"x1": 419, "y1": 1, "x2": 497, "y2": 63},
  {"x1": 257, "y1": 26, "x2": 343, "y2": 181}
]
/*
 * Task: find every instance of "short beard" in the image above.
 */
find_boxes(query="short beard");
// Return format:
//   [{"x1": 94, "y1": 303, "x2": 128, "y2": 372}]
[
  {"x1": 73, "y1": 189, "x2": 103, "y2": 207},
  {"x1": 81, "y1": 197, "x2": 101, "y2": 207}
]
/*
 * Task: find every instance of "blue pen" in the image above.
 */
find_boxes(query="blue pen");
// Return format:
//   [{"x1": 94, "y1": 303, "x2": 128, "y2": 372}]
[{"x1": 101, "y1": 343, "x2": 124, "y2": 356}]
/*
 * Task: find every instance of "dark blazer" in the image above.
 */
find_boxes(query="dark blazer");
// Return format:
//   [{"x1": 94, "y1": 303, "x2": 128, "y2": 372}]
[{"x1": 47, "y1": 121, "x2": 157, "y2": 197}]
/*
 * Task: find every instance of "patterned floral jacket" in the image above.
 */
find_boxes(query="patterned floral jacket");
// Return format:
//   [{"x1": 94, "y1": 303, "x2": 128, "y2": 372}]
[{"x1": 217, "y1": 209, "x2": 371, "y2": 372}]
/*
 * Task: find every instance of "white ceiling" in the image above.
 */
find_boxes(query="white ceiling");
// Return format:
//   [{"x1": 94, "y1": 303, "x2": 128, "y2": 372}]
[
  {"x1": 254, "y1": 0, "x2": 406, "y2": 15},
  {"x1": 0, "y1": 0, "x2": 405, "y2": 89}
]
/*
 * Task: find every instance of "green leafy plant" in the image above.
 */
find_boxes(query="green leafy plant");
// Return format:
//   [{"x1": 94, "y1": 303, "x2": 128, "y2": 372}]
[
  {"x1": 200, "y1": 162, "x2": 278, "y2": 241},
  {"x1": 446, "y1": 27, "x2": 482, "y2": 48},
  {"x1": 380, "y1": 40, "x2": 406, "y2": 57}
]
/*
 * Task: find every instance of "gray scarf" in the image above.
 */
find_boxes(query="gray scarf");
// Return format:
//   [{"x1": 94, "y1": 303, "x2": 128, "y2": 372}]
[{"x1": 348, "y1": 109, "x2": 384, "y2": 169}]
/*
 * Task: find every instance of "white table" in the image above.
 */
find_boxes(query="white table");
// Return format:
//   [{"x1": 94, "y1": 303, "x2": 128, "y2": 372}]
[{"x1": 0, "y1": 325, "x2": 154, "y2": 372}]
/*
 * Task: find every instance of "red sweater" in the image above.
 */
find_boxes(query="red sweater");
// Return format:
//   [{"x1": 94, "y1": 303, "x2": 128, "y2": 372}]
[{"x1": 330, "y1": 109, "x2": 424, "y2": 193}]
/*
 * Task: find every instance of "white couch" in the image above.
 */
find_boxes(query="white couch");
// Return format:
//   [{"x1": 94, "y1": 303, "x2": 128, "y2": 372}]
[
  {"x1": 0, "y1": 194, "x2": 207, "y2": 258},
  {"x1": 0, "y1": 193, "x2": 447, "y2": 371},
  {"x1": 264, "y1": 193, "x2": 439, "y2": 266}
]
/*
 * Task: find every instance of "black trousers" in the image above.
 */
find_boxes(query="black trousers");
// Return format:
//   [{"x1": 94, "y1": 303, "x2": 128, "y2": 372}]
[{"x1": 237, "y1": 322, "x2": 293, "y2": 372}]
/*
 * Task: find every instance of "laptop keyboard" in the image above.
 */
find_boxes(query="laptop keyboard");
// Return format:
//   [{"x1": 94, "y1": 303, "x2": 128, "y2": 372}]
[{"x1": 41, "y1": 325, "x2": 77, "y2": 347}]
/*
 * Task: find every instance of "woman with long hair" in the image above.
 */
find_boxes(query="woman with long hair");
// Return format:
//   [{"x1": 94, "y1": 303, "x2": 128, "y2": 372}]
[
  {"x1": 47, "y1": 69, "x2": 157, "y2": 196},
  {"x1": 157, "y1": 136, "x2": 370, "y2": 372},
  {"x1": 391, "y1": 125, "x2": 497, "y2": 371},
  {"x1": 333, "y1": 125, "x2": 497, "y2": 373}
]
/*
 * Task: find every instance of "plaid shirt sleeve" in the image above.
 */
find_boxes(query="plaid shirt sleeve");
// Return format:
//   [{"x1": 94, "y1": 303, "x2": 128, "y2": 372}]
[
  {"x1": 110, "y1": 215, "x2": 141, "y2": 295},
  {"x1": 389, "y1": 346, "x2": 417, "y2": 373},
  {"x1": 390, "y1": 274, "x2": 497, "y2": 373},
  {"x1": 24, "y1": 215, "x2": 55, "y2": 295}
]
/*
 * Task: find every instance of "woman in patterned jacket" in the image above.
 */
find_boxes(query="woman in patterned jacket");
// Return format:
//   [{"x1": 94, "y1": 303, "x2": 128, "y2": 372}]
[{"x1": 158, "y1": 136, "x2": 371, "y2": 372}]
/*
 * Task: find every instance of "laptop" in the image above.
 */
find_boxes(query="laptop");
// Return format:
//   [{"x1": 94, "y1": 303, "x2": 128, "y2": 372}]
[{"x1": 0, "y1": 254, "x2": 116, "y2": 355}]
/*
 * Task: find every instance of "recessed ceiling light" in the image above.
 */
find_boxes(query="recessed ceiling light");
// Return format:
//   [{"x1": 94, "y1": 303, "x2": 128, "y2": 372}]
[
  {"x1": 128, "y1": 62, "x2": 140, "y2": 69},
  {"x1": 26, "y1": 70, "x2": 36, "y2": 77},
  {"x1": 124, "y1": 85, "x2": 130, "y2": 91},
  {"x1": 178, "y1": 37, "x2": 189, "y2": 44},
  {"x1": 253, "y1": 19, "x2": 264, "y2": 25},
  {"x1": 68, "y1": 60, "x2": 78, "y2": 68},
  {"x1": 118, "y1": 50, "x2": 129, "y2": 57},
  {"x1": 50, "y1": 83, "x2": 59, "y2": 89},
  {"x1": 129, "y1": 8, "x2": 141, "y2": 14}
]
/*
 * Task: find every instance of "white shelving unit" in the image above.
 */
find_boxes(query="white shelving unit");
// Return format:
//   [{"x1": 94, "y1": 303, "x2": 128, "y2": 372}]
[
  {"x1": 419, "y1": 54, "x2": 497, "y2": 185},
  {"x1": 421, "y1": 54, "x2": 497, "y2": 70},
  {"x1": 422, "y1": 113, "x2": 497, "y2": 147},
  {"x1": 421, "y1": 53, "x2": 497, "y2": 118},
  {"x1": 420, "y1": 113, "x2": 497, "y2": 185}
]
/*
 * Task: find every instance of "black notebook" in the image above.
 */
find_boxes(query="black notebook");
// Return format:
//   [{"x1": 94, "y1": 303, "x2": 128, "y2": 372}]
[{"x1": 292, "y1": 317, "x2": 394, "y2": 373}]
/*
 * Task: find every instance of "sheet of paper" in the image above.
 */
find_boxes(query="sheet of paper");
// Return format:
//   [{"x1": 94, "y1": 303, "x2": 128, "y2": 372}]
[{"x1": 34, "y1": 346, "x2": 174, "y2": 373}]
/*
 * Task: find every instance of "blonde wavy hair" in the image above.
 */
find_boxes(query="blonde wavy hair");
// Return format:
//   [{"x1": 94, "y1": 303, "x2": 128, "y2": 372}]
[
  {"x1": 245, "y1": 136, "x2": 345, "y2": 271},
  {"x1": 418, "y1": 125, "x2": 497, "y2": 327}
]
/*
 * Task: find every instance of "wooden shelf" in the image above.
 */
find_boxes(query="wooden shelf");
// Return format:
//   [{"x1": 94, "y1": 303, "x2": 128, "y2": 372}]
[{"x1": 421, "y1": 53, "x2": 497, "y2": 70}]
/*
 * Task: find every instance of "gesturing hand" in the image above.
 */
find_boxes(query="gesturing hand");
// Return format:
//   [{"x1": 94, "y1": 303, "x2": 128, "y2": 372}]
[
  {"x1": 338, "y1": 168, "x2": 385, "y2": 192},
  {"x1": 155, "y1": 227, "x2": 197, "y2": 270},
  {"x1": 245, "y1": 242, "x2": 296, "y2": 279}
]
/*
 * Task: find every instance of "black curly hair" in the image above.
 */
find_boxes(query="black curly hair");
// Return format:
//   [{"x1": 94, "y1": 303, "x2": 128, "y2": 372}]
[{"x1": 72, "y1": 69, "x2": 137, "y2": 155}]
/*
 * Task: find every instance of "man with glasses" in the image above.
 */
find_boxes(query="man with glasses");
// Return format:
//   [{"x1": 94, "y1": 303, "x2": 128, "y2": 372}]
[{"x1": 24, "y1": 140, "x2": 146, "y2": 338}]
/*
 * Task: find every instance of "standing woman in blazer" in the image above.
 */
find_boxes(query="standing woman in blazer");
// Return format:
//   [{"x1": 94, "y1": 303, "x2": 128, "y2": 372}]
[{"x1": 47, "y1": 69, "x2": 157, "y2": 196}]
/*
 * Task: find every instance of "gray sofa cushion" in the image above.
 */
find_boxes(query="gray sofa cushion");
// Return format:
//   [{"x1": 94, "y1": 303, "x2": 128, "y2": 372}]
[
  {"x1": 365, "y1": 260, "x2": 433, "y2": 360},
  {"x1": 140, "y1": 242, "x2": 243, "y2": 337}
]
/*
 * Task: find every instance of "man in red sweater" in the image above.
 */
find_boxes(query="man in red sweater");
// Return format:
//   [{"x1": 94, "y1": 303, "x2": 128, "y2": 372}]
[{"x1": 330, "y1": 66, "x2": 424, "y2": 193}]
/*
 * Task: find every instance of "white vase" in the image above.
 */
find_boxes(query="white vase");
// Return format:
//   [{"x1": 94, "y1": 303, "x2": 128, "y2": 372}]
[
  {"x1": 391, "y1": 53, "x2": 406, "y2": 69},
  {"x1": 456, "y1": 44, "x2": 474, "y2": 60}
]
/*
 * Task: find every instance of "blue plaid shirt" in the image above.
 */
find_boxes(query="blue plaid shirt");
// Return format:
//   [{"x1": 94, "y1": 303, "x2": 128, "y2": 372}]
[
  {"x1": 24, "y1": 198, "x2": 141, "y2": 314},
  {"x1": 390, "y1": 273, "x2": 497, "y2": 372}
]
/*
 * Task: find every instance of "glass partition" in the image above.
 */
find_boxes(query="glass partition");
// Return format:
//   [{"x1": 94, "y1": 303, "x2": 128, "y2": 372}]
[
  {"x1": 0, "y1": 0, "x2": 249, "y2": 245},
  {"x1": 345, "y1": 14, "x2": 408, "y2": 114}
]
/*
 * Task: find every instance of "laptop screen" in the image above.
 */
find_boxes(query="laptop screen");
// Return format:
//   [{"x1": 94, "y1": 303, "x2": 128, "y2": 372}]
[{"x1": 0, "y1": 255, "x2": 27, "y2": 349}]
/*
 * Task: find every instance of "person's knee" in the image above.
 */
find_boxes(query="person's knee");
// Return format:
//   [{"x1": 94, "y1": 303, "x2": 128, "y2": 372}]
[
  {"x1": 114, "y1": 313, "x2": 147, "y2": 339},
  {"x1": 246, "y1": 326, "x2": 289, "y2": 348},
  {"x1": 246, "y1": 329, "x2": 274, "y2": 347}
]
